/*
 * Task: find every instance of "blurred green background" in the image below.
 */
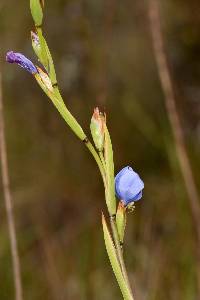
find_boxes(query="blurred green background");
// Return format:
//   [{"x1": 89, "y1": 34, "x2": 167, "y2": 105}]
[{"x1": 1, "y1": 0, "x2": 200, "y2": 299}]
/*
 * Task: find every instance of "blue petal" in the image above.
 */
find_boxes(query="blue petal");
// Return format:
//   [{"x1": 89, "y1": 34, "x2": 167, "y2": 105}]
[
  {"x1": 115, "y1": 166, "x2": 144, "y2": 206},
  {"x1": 6, "y1": 51, "x2": 37, "y2": 74}
]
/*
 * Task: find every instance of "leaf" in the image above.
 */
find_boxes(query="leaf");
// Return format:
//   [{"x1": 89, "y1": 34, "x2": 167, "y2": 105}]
[
  {"x1": 30, "y1": 0, "x2": 43, "y2": 27},
  {"x1": 102, "y1": 214, "x2": 133, "y2": 300},
  {"x1": 45, "y1": 41, "x2": 57, "y2": 85},
  {"x1": 104, "y1": 125, "x2": 116, "y2": 215},
  {"x1": 36, "y1": 28, "x2": 49, "y2": 72},
  {"x1": 31, "y1": 30, "x2": 57, "y2": 84}
]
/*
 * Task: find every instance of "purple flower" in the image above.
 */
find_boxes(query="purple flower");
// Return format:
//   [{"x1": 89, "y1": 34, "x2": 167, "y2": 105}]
[
  {"x1": 6, "y1": 51, "x2": 37, "y2": 74},
  {"x1": 115, "y1": 166, "x2": 144, "y2": 206}
]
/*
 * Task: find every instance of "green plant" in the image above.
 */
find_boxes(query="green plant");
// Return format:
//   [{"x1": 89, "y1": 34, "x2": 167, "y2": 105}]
[{"x1": 6, "y1": 1, "x2": 145, "y2": 299}]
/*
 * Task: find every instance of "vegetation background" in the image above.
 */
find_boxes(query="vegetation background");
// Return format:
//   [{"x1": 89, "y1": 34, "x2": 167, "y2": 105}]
[{"x1": 1, "y1": 0, "x2": 200, "y2": 299}]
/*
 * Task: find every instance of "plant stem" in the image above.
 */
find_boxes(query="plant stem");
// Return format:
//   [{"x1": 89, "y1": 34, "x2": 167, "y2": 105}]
[
  {"x1": 47, "y1": 90, "x2": 106, "y2": 185},
  {"x1": 35, "y1": 39, "x2": 133, "y2": 298},
  {"x1": 110, "y1": 215, "x2": 134, "y2": 299},
  {"x1": 99, "y1": 150, "x2": 106, "y2": 172},
  {"x1": 0, "y1": 72, "x2": 23, "y2": 300},
  {"x1": 84, "y1": 139, "x2": 106, "y2": 186},
  {"x1": 103, "y1": 215, "x2": 134, "y2": 300},
  {"x1": 148, "y1": 0, "x2": 200, "y2": 294}
]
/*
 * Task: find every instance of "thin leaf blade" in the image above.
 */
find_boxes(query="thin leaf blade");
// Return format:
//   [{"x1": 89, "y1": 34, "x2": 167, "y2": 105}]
[
  {"x1": 104, "y1": 125, "x2": 116, "y2": 215},
  {"x1": 102, "y1": 214, "x2": 134, "y2": 300}
]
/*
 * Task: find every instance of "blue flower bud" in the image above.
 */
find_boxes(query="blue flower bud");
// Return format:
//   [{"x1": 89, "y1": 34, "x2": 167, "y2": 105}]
[
  {"x1": 6, "y1": 51, "x2": 37, "y2": 74},
  {"x1": 115, "y1": 166, "x2": 144, "y2": 206}
]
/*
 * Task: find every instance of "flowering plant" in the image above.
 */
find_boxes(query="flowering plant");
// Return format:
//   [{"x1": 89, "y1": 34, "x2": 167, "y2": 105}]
[{"x1": 6, "y1": 1, "x2": 144, "y2": 299}]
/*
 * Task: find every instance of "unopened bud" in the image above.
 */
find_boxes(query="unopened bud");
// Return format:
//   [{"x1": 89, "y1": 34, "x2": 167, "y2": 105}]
[
  {"x1": 90, "y1": 107, "x2": 105, "y2": 151},
  {"x1": 116, "y1": 201, "x2": 126, "y2": 244}
]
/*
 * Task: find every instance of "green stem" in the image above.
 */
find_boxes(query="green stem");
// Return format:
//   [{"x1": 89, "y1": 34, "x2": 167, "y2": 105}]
[
  {"x1": 102, "y1": 215, "x2": 134, "y2": 300},
  {"x1": 53, "y1": 91, "x2": 106, "y2": 182},
  {"x1": 110, "y1": 216, "x2": 134, "y2": 299},
  {"x1": 35, "y1": 80, "x2": 106, "y2": 185},
  {"x1": 99, "y1": 150, "x2": 106, "y2": 172},
  {"x1": 33, "y1": 12, "x2": 133, "y2": 300},
  {"x1": 84, "y1": 140, "x2": 106, "y2": 186},
  {"x1": 36, "y1": 60, "x2": 133, "y2": 299},
  {"x1": 53, "y1": 86, "x2": 65, "y2": 104}
]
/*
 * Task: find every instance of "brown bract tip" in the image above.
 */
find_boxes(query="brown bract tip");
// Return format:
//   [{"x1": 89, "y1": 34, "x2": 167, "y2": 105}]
[{"x1": 93, "y1": 107, "x2": 100, "y2": 120}]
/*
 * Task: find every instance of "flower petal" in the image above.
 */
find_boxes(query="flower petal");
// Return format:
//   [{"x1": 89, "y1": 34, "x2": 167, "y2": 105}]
[
  {"x1": 115, "y1": 166, "x2": 144, "y2": 206},
  {"x1": 6, "y1": 51, "x2": 37, "y2": 74}
]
